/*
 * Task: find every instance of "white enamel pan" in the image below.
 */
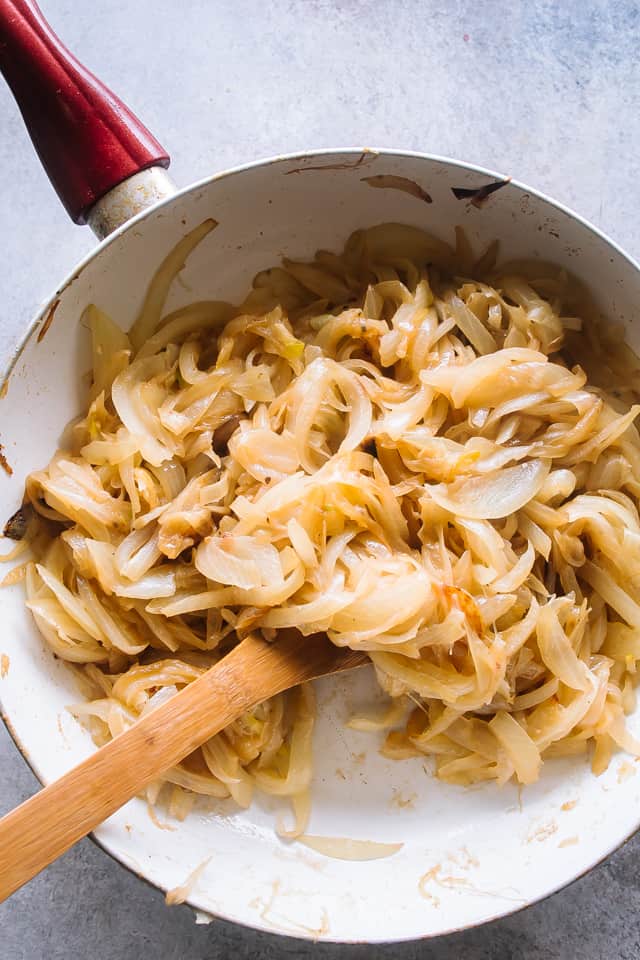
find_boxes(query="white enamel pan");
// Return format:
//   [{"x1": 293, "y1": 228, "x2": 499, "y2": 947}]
[{"x1": 1, "y1": 0, "x2": 639, "y2": 944}]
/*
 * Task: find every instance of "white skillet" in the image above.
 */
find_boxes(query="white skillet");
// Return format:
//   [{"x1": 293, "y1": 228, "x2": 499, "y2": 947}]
[{"x1": 0, "y1": 0, "x2": 639, "y2": 943}]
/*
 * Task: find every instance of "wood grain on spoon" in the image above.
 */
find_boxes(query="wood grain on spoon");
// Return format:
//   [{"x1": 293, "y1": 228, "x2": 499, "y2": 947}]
[{"x1": 0, "y1": 631, "x2": 367, "y2": 902}]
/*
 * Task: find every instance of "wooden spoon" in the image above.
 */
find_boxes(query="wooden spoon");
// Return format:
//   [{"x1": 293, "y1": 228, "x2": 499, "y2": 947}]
[{"x1": 0, "y1": 631, "x2": 367, "y2": 901}]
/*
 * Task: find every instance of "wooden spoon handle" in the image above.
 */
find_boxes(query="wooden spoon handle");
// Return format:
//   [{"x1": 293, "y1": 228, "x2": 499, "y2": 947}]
[{"x1": 0, "y1": 632, "x2": 365, "y2": 901}]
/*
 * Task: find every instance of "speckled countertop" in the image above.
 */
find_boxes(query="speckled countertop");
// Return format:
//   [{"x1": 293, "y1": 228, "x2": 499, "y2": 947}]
[{"x1": 1, "y1": 2, "x2": 639, "y2": 958}]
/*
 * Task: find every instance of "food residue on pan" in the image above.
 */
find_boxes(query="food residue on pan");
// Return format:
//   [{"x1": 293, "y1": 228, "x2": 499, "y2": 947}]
[
  {"x1": 561, "y1": 799, "x2": 578, "y2": 812},
  {"x1": 419, "y1": 859, "x2": 525, "y2": 905},
  {"x1": 390, "y1": 788, "x2": 417, "y2": 809},
  {"x1": 427, "y1": 865, "x2": 469, "y2": 889},
  {"x1": 417, "y1": 863, "x2": 471, "y2": 903},
  {"x1": 55, "y1": 712, "x2": 73, "y2": 748},
  {"x1": 194, "y1": 910, "x2": 215, "y2": 925},
  {"x1": 449, "y1": 846, "x2": 480, "y2": 870},
  {"x1": 250, "y1": 879, "x2": 330, "y2": 938},
  {"x1": 285, "y1": 151, "x2": 377, "y2": 175},
  {"x1": 558, "y1": 836, "x2": 579, "y2": 848},
  {"x1": 361, "y1": 175, "x2": 432, "y2": 203},
  {"x1": 296, "y1": 907, "x2": 330, "y2": 940},
  {"x1": 617, "y1": 760, "x2": 636, "y2": 783},
  {"x1": 418, "y1": 866, "x2": 442, "y2": 907},
  {"x1": 297, "y1": 835, "x2": 403, "y2": 861},
  {"x1": 0, "y1": 653, "x2": 9, "y2": 678},
  {"x1": 249, "y1": 880, "x2": 280, "y2": 920},
  {"x1": 451, "y1": 177, "x2": 511, "y2": 208},
  {"x1": 165, "y1": 857, "x2": 212, "y2": 906},
  {"x1": 0, "y1": 444, "x2": 12, "y2": 477},
  {"x1": 147, "y1": 802, "x2": 177, "y2": 832},
  {"x1": 527, "y1": 820, "x2": 558, "y2": 843},
  {"x1": 37, "y1": 298, "x2": 60, "y2": 343}
]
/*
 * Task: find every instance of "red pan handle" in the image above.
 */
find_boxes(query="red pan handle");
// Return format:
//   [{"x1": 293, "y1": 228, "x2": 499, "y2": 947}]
[{"x1": 0, "y1": 0, "x2": 170, "y2": 224}]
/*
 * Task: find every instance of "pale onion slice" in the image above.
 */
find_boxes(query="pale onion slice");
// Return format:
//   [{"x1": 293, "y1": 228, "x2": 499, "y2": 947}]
[
  {"x1": 113, "y1": 569, "x2": 176, "y2": 600},
  {"x1": 35, "y1": 565, "x2": 104, "y2": 639},
  {"x1": 490, "y1": 542, "x2": 535, "y2": 593},
  {"x1": 86, "y1": 304, "x2": 131, "y2": 402},
  {"x1": 287, "y1": 518, "x2": 318, "y2": 568},
  {"x1": 535, "y1": 602, "x2": 590, "y2": 691},
  {"x1": 130, "y1": 219, "x2": 218, "y2": 351},
  {"x1": 602, "y1": 621, "x2": 640, "y2": 661},
  {"x1": 297, "y1": 835, "x2": 403, "y2": 861},
  {"x1": 608, "y1": 714, "x2": 640, "y2": 756},
  {"x1": 489, "y1": 711, "x2": 542, "y2": 784},
  {"x1": 196, "y1": 535, "x2": 284, "y2": 590},
  {"x1": 447, "y1": 294, "x2": 497, "y2": 355},
  {"x1": 581, "y1": 560, "x2": 640, "y2": 629},
  {"x1": 140, "y1": 685, "x2": 178, "y2": 717},
  {"x1": 77, "y1": 578, "x2": 148, "y2": 655},
  {"x1": 111, "y1": 355, "x2": 176, "y2": 467},
  {"x1": 420, "y1": 347, "x2": 543, "y2": 406},
  {"x1": 347, "y1": 696, "x2": 407, "y2": 731},
  {"x1": 80, "y1": 437, "x2": 139, "y2": 465},
  {"x1": 229, "y1": 428, "x2": 299, "y2": 482},
  {"x1": 165, "y1": 858, "x2": 212, "y2": 907},
  {"x1": 512, "y1": 678, "x2": 560, "y2": 711},
  {"x1": 428, "y1": 459, "x2": 550, "y2": 520}
]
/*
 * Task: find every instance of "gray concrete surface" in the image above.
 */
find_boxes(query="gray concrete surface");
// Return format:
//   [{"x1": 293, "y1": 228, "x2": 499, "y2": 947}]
[{"x1": 1, "y1": 1, "x2": 639, "y2": 957}]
